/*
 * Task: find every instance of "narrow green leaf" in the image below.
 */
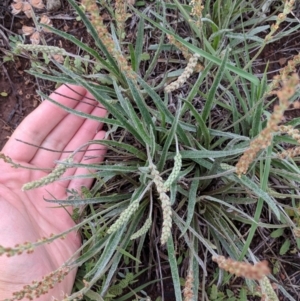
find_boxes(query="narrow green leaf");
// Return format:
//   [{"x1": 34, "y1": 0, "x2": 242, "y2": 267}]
[
  {"x1": 174, "y1": 212, "x2": 216, "y2": 255},
  {"x1": 279, "y1": 239, "x2": 291, "y2": 255},
  {"x1": 270, "y1": 168, "x2": 300, "y2": 182},
  {"x1": 68, "y1": 0, "x2": 120, "y2": 74},
  {"x1": 40, "y1": 24, "x2": 110, "y2": 69},
  {"x1": 180, "y1": 230, "x2": 206, "y2": 273},
  {"x1": 116, "y1": 247, "x2": 141, "y2": 264},
  {"x1": 87, "y1": 226, "x2": 125, "y2": 279},
  {"x1": 251, "y1": 74, "x2": 267, "y2": 137},
  {"x1": 110, "y1": 23, "x2": 121, "y2": 52},
  {"x1": 191, "y1": 234, "x2": 200, "y2": 299},
  {"x1": 285, "y1": 117, "x2": 300, "y2": 127},
  {"x1": 29, "y1": 70, "x2": 115, "y2": 97},
  {"x1": 129, "y1": 43, "x2": 136, "y2": 71},
  {"x1": 138, "y1": 76, "x2": 191, "y2": 145},
  {"x1": 94, "y1": 140, "x2": 146, "y2": 160},
  {"x1": 28, "y1": 70, "x2": 78, "y2": 85},
  {"x1": 45, "y1": 193, "x2": 132, "y2": 205},
  {"x1": 50, "y1": 61, "x2": 145, "y2": 144},
  {"x1": 202, "y1": 47, "x2": 230, "y2": 122},
  {"x1": 181, "y1": 167, "x2": 199, "y2": 236},
  {"x1": 113, "y1": 80, "x2": 151, "y2": 145},
  {"x1": 210, "y1": 284, "x2": 218, "y2": 299},
  {"x1": 126, "y1": 77, "x2": 155, "y2": 131},
  {"x1": 84, "y1": 290, "x2": 104, "y2": 301},
  {"x1": 132, "y1": 7, "x2": 259, "y2": 85},
  {"x1": 157, "y1": 100, "x2": 181, "y2": 170},
  {"x1": 66, "y1": 163, "x2": 137, "y2": 173},
  {"x1": 167, "y1": 235, "x2": 183, "y2": 301},
  {"x1": 99, "y1": 252, "x2": 123, "y2": 296},
  {"x1": 183, "y1": 100, "x2": 210, "y2": 148},
  {"x1": 144, "y1": 10, "x2": 166, "y2": 80},
  {"x1": 270, "y1": 228, "x2": 284, "y2": 238},
  {"x1": 239, "y1": 288, "x2": 247, "y2": 301},
  {"x1": 71, "y1": 236, "x2": 108, "y2": 267},
  {"x1": 38, "y1": 90, "x2": 120, "y2": 126},
  {"x1": 239, "y1": 146, "x2": 274, "y2": 259},
  {"x1": 134, "y1": 17, "x2": 145, "y2": 70},
  {"x1": 234, "y1": 175, "x2": 280, "y2": 219},
  {"x1": 114, "y1": 278, "x2": 160, "y2": 301},
  {"x1": 181, "y1": 147, "x2": 247, "y2": 159}
]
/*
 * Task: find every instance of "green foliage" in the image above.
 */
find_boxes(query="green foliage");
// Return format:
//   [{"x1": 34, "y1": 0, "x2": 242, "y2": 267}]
[
  {"x1": 10, "y1": 0, "x2": 300, "y2": 300},
  {"x1": 104, "y1": 272, "x2": 135, "y2": 301},
  {"x1": 208, "y1": 284, "x2": 252, "y2": 301},
  {"x1": 279, "y1": 239, "x2": 291, "y2": 256}
]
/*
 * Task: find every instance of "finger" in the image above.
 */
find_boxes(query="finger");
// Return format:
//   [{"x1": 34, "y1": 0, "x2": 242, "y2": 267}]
[
  {"x1": 2, "y1": 85, "x2": 88, "y2": 162},
  {"x1": 65, "y1": 131, "x2": 107, "y2": 191},
  {"x1": 30, "y1": 91, "x2": 106, "y2": 168}
]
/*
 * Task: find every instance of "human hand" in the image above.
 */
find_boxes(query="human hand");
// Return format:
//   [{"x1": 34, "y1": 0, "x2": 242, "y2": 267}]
[{"x1": 0, "y1": 85, "x2": 107, "y2": 300}]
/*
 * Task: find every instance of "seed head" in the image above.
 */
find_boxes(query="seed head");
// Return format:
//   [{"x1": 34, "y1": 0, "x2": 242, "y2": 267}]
[
  {"x1": 164, "y1": 153, "x2": 182, "y2": 190},
  {"x1": 107, "y1": 199, "x2": 140, "y2": 234},
  {"x1": 213, "y1": 256, "x2": 270, "y2": 280},
  {"x1": 22, "y1": 157, "x2": 72, "y2": 191},
  {"x1": 130, "y1": 217, "x2": 152, "y2": 240}
]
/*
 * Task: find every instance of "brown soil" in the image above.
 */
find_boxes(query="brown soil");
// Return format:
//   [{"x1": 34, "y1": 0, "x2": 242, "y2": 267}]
[
  {"x1": 0, "y1": 0, "x2": 85, "y2": 150},
  {"x1": 1, "y1": 1, "x2": 34, "y2": 148},
  {"x1": 0, "y1": 58, "x2": 37, "y2": 149}
]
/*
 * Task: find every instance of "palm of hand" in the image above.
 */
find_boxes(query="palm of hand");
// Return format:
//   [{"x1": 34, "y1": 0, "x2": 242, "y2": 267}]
[
  {"x1": 0, "y1": 85, "x2": 107, "y2": 300},
  {"x1": 0, "y1": 166, "x2": 80, "y2": 299}
]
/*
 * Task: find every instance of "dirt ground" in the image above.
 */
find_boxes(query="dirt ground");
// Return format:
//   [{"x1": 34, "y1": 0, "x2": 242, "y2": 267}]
[
  {"x1": 0, "y1": 59, "x2": 35, "y2": 149},
  {"x1": 1, "y1": 1, "x2": 38, "y2": 149},
  {"x1": 0, "y1": 0, "x2": 87, "y2": 149}
]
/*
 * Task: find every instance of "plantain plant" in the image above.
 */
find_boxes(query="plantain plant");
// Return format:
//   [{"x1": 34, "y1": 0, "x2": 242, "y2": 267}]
[{"x1": 4, "y1": 0, "x2": 300, "y2": 300}]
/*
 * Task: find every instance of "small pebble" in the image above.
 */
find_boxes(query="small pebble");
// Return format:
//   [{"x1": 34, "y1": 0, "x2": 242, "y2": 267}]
[{"x1": 46, "y1": 0, "x2": 61, "y2": 12}]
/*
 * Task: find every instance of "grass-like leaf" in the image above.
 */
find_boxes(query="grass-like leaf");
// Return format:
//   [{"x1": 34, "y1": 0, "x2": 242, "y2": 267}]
[
  {"x1": 68, "y1": 0, "x2": 120, "y2": 75},
  {"x1": 201, "y1": 47, "x2": 230, "y2": 122},
  {"x1": 132, "y1": 6, "x2": 259, "y2": 85},
  {"x1": 167, "y1": 235, "x2": 183, "y2": 301}
]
